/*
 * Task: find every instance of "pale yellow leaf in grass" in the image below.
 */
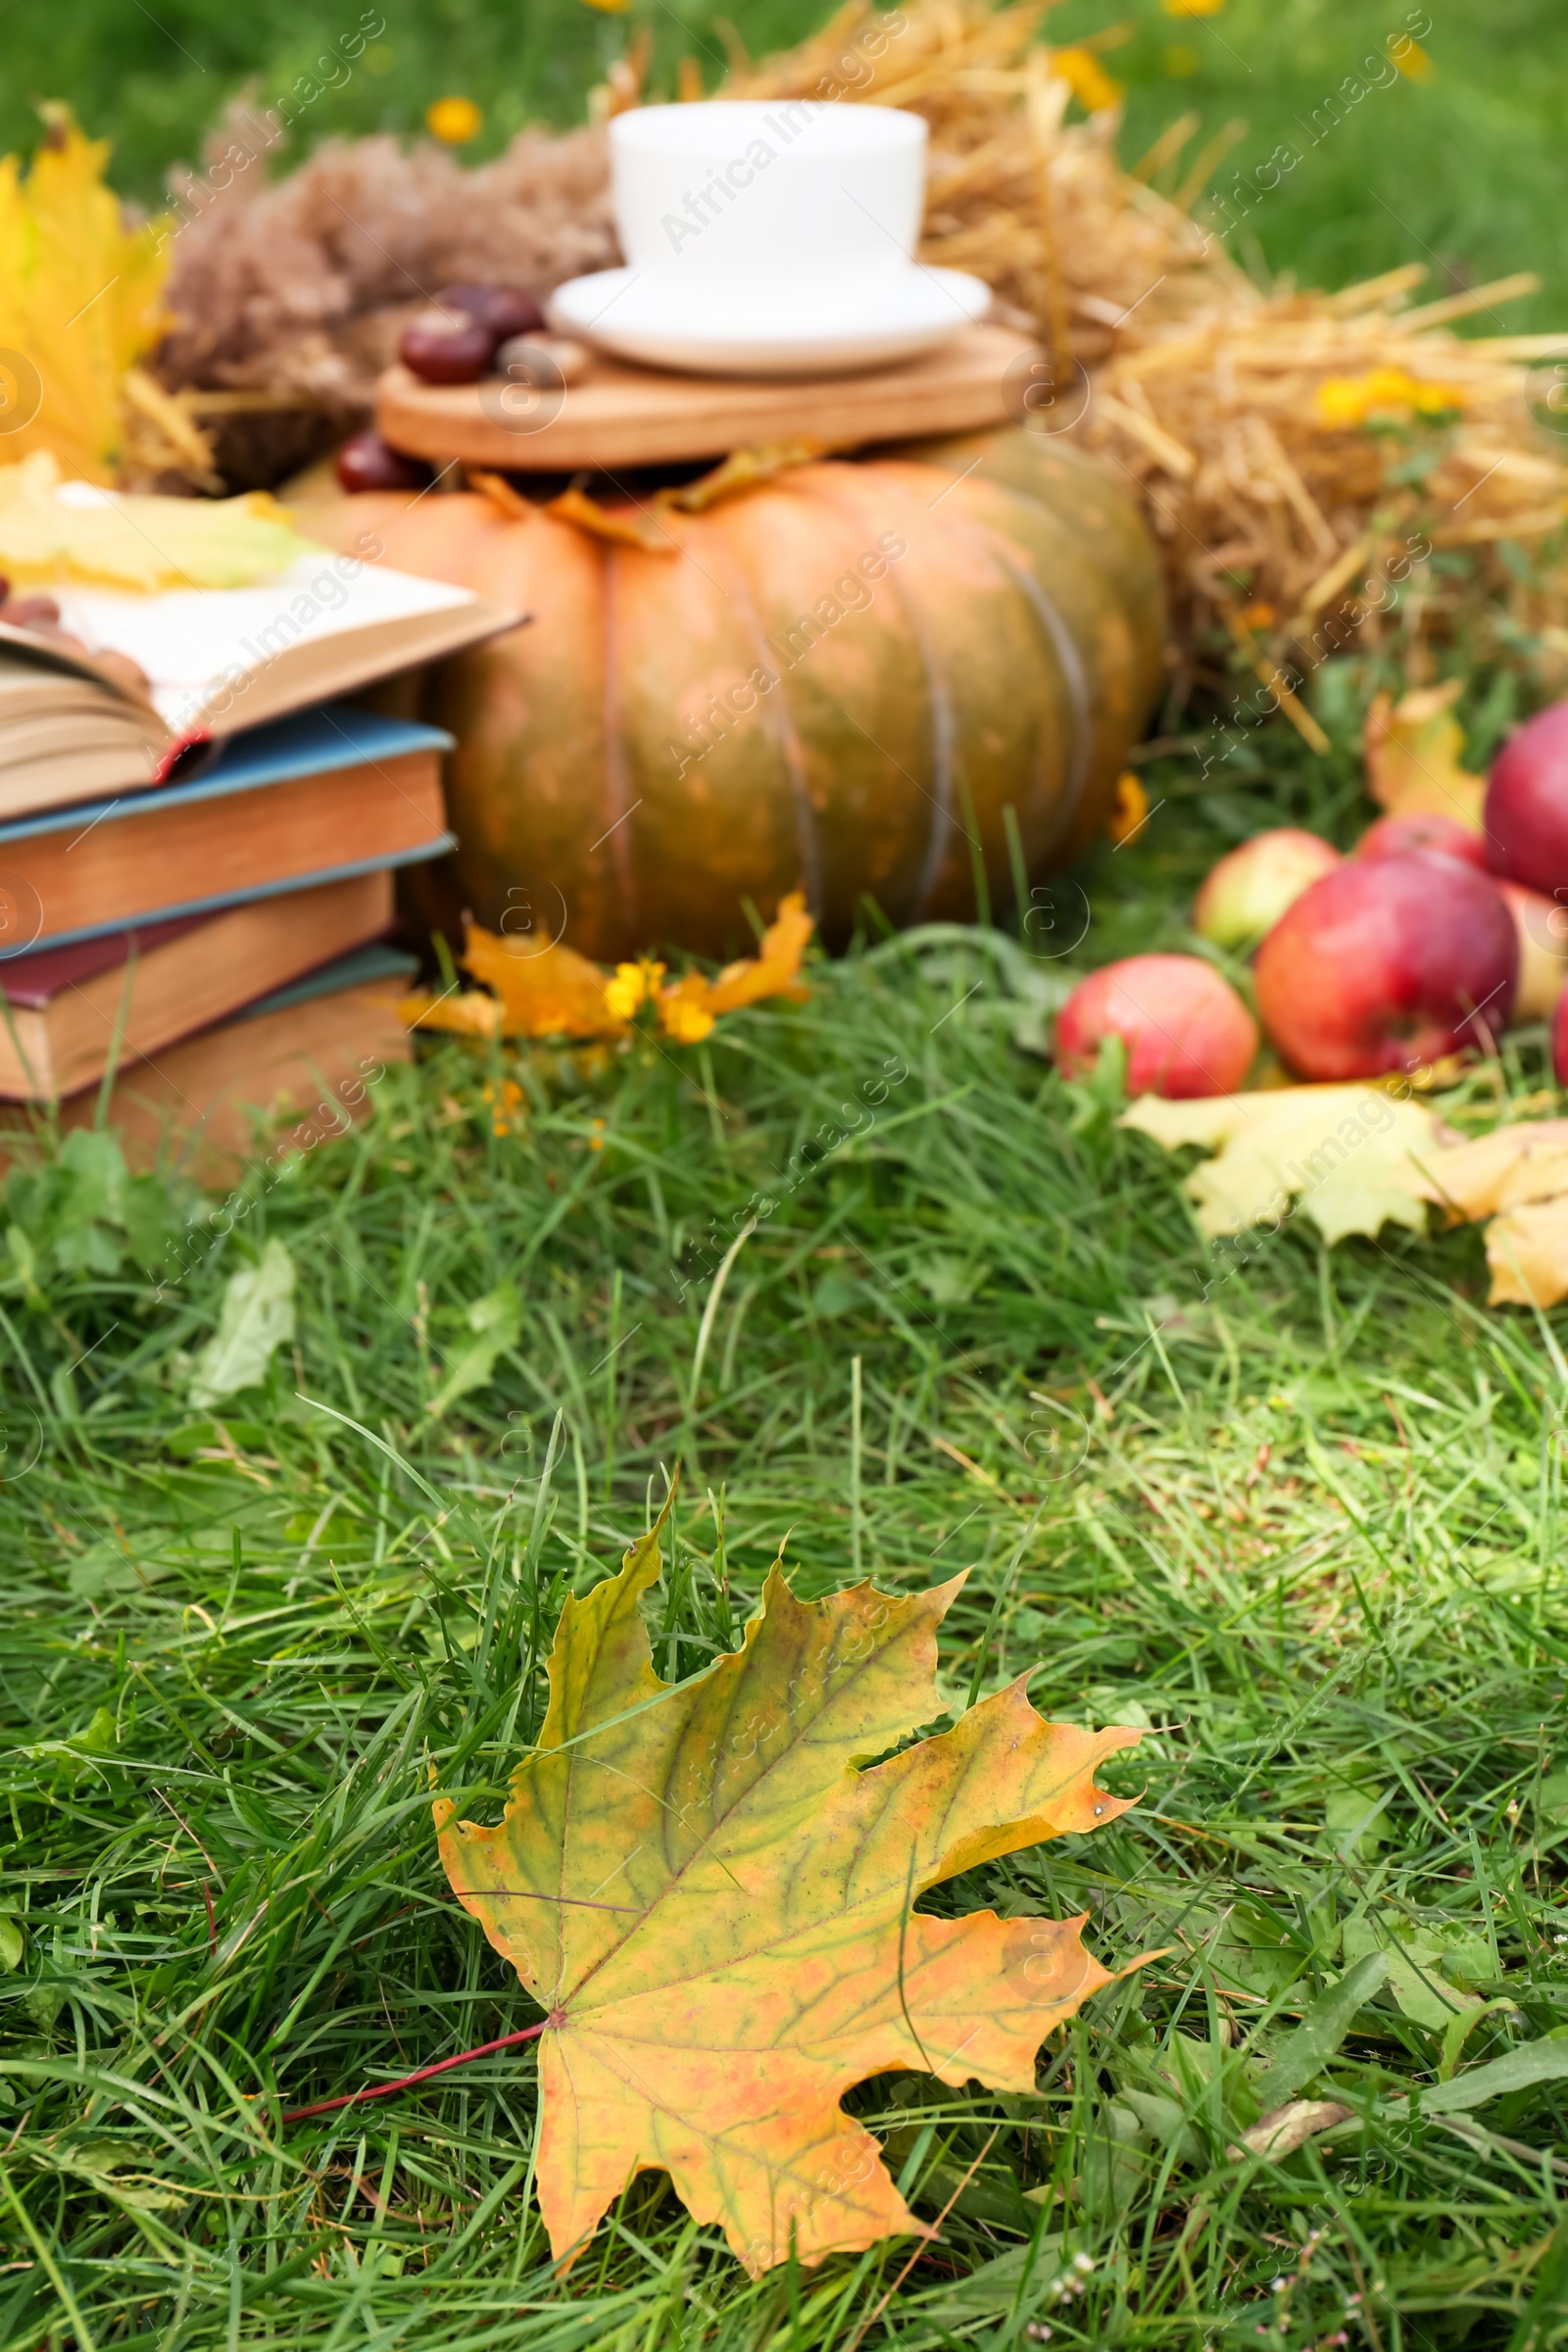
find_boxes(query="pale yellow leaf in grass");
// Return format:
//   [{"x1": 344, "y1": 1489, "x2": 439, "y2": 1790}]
[
  {"x1": 1362, "y1": 681, "x2": 1486, "y2": 829},
  {"x1": 1231, "y1": 2099, "x2": 1354, "y2": 2161},
  {"x1": 1483, "y1": 1197, "x2": 1568, "y2": 1308},
  {"x1": 1121, "y1": 1086, "x2": 1444, "y2": 1246}
]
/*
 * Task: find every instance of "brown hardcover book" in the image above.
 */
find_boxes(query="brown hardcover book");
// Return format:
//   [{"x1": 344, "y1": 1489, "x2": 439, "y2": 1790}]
[
  {"x1": 0, "y1": 706, "x2": 453, "y2": 952},
  {"x1": 0, "y1": 869, "x2": 395, "y2": 1101},
  {"x1": 0, "y1": 959, "x2": 416, "y2": 1185}
]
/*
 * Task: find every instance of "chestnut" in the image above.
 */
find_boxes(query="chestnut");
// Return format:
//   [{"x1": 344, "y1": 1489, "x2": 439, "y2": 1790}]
[
  {"x1": 335, "y1": 431, "x2": 433, "y2": 493},
  {"x1": 436, "y1": 282, "x2": 547, "y2": 340},
  {"x1": 398, "y1": 309, "x2": 496, "y2": 384}
]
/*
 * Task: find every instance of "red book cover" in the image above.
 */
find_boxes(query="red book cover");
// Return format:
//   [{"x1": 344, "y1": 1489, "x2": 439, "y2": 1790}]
[{"x1": 0, "y1": 915, "x2": 208, "y2": 1010}]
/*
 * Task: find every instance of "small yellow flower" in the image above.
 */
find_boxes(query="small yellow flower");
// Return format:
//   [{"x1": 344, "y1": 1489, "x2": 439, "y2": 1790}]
[
  {"x1": 1106, "y1": 770, "x2": 1149, "y2": 846},
  {"x1": 1315, "y1": 367, "x2": 1464, "y2": 429},
  {"x1": 481, "y1": 1076, "x2": 526, "y2": 1136},
  {"x1": 1389, "y1": 33, "x2": 1435, "y2": 80},
  {"x1": 426, "y1": 96, "x2": 483, "y2": 145},
  {"x1": 588, "y1": 1118, "x2": 607, "y2": 1152},
  {"x1": 1052, "y1": 47, "x2": 1123, "y2": 113},
  {"x1": 603, "y1": 957, "x2": 666, "y2": 1021},
  {"x1": 661, "y1": 996, "x2": 717, "y2": 1045},
  {"x1": 1242, "y1": 600, "x2": 1276, "y2": 631},
  {"x1": 1163, "y1": 0, "x2": 1224, "y2": 16}
]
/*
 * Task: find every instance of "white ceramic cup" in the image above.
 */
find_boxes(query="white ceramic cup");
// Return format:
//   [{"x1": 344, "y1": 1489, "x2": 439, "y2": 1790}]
[{"x1": 609, "y1": 101, "x2": 927, "y2": 306}]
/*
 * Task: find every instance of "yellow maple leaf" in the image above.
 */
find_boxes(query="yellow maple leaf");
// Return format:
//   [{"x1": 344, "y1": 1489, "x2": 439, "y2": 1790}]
[
  {"x1": 1362, "y1": 682, "x2": 1487, "y2": 829},
  {"x1": 1422, "y1": 1120, "x2": 1568, "y2": 1222},
  {"x1": 1483, "y1": 1198, "x2": 1568, "y2": 1308},
  {"x1": 464, "y1": 925, "x2": 630, "y2": 1043},
  {"x1": 1129, "y1": 1091, "x2": 1568, "y2": 1307},
  {"x1": 400, "y1": 989, "x2": 502, "y2": 1040},
  {"x1": 1121, "y1": 1084, "x2": 1446, "y2": 1246},
  {"x1": 436, "y1": 1506, "x2": 1148, "y2": 2276},
  {"x1": 449, "y1": 900, "x2": 814, "y2": 1047},
  {"x1": 1417, "y1": 1119, "x2": 1568, "y2": 1306},
  {"x1": 0, "y1": 109, "x2": 172, "y2": 484},
  {"x1": 655, "y1": 890, "x2": 814, "y2": 1044}
]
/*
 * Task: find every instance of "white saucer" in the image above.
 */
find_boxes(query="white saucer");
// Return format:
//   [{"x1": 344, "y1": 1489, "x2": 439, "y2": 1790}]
[{"x1": 546, "y1": 266, "x2": 993, "y2": 379}]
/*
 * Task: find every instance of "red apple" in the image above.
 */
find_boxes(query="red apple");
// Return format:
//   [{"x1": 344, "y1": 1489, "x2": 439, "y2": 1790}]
[
  {"x1": 1356, "y1": 811, "x2": 1487, "y2": 867},
  {"x1": 1254, "y1": 852, "x2": 1517, "y2": 1080},
  {"x1": 1193, "y1": 828, "x2": 1342, "y2": 950},
  {"x1": 1485, "y1": 697, "x2": 1568, "y2": 893},
  {"x1": 1497, "y1": 879, "x2": 1568, "y2": 1023},
  {"x1": 1054, "y1": 954, "x2": 1258, "y2": 1098}
]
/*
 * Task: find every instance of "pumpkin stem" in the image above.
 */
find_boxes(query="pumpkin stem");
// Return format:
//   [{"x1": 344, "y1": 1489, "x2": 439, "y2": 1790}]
[
  {"x1": 664, "y1": 438, "x2": 833, "y2": 513},
  {"x1": 469, "y1": 468, "x2": 536, "y2": 520},
  {"x1": 472, "y1": 441, "x2": 833, "y2": 553},
  {"x1": 546, "y1": 482, "x2": 679, "y2": 552}
]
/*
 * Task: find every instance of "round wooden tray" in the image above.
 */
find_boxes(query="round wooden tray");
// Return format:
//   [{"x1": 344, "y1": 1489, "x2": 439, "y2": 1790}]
[{"x1": 375, "y1": 321, "x2": 1040, "y2": 472}]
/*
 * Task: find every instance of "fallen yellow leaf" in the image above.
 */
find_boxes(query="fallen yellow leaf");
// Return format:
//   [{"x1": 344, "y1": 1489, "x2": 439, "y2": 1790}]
[
  {"x1": 436, "y1": 895, "x2": 814, "y2": 1046},
  {"x1": 436, "y1": 1504, "x2": 1147, "y2": 2276},
  {"x1": 399, "y1": 989, "x2": 502, "y2": 1039},
  {"x1": 464, "y1": 926, "x2": 629, "y2": 1042},
  {"x1": 1421, "y1": 1119, "x2": 1568, "y2": 1220},
  {"x1": 1362, "y1": 682, "x2": 1486, "y2": 830},
  {"x1": 687, "y1": 890, "x2": 815, "y2": 1017},
  {"x1": 1483, "y1": 1197, "x2": 1568, "y2": 1308},
  {"x1": 1131, "y1": 1089, "x2": 1568, "y2": 1309},
  {"x1": 1120, "y1": 1085, "x2": 1445, "y2": 1246},
  {"x1": 1232, "y1": 2099, "x2": 1353, "y2": 2161}
]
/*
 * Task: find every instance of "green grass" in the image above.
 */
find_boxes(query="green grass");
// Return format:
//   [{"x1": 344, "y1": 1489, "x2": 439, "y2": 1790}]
[
  {"x1": 4, "y1": 663, "x2": 1568, "y2": 2349},
  {"x1": 3, "y1": 0, "x2": 1566, "y2": 326}
]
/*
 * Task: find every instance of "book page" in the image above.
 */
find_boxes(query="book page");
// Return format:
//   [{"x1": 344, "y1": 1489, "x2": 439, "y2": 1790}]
[{"x1": 53, "y1": 554, "x2": 479, "y2": 735}]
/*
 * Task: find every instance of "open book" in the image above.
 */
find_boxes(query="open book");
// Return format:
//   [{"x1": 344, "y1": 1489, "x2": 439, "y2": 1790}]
[{"x1": 0, "y1": 552, "x2": 519, "y2": 819}]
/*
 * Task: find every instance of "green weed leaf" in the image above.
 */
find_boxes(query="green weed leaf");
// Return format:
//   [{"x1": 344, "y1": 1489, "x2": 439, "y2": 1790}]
[{"x1": 188, "y1": 1238, "x2": 296, "y2": 1408}]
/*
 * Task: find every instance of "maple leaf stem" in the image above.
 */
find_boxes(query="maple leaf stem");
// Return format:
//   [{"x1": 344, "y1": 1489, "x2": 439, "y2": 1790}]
[{"x1": 279, "y1": 2022, "x2": 549, "y2": 2124}]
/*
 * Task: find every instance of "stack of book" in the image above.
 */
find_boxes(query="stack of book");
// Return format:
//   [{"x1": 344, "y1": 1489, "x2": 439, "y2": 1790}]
[{"x1": 0, "y1": 555, "x2": 515, "y2": 1173}]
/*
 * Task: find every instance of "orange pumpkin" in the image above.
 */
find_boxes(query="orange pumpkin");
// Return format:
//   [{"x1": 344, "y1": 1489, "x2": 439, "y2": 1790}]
[{"x1": 304, "y1": 428, "x2": 1164, "y2": 961}]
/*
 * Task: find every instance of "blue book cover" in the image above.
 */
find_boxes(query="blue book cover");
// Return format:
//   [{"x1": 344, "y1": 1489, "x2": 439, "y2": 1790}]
[
  {"x1": 239, "y1": 942, "x2": 422, "y2": 1023},
  {"x1": 0, "y1": 704, "x2": 455, "y2": 848}
]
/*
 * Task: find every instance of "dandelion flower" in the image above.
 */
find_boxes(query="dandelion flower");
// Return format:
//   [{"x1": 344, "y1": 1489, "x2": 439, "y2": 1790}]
[{"x1": 426, "y1": 96, "x2": 483, "y2": 145}]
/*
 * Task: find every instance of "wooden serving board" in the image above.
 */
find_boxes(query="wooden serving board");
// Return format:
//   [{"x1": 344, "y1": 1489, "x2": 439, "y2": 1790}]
[{"x1": 375, "y1": 321, "x2": 1039, "y2": 472}]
